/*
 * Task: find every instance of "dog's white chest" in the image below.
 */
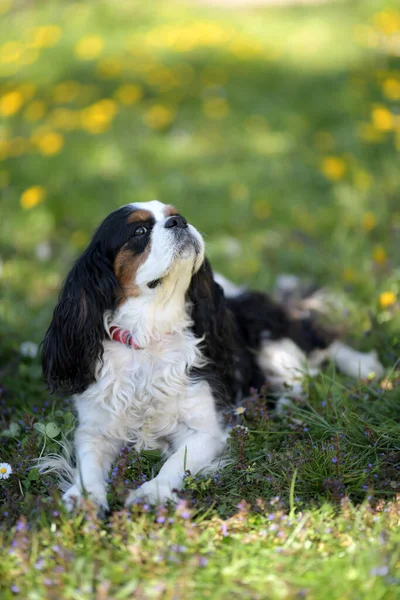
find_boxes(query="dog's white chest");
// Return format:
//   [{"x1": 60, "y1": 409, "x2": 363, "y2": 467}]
[{"x1": 81, "y1": 333, "x2": 204, "y2": 450}]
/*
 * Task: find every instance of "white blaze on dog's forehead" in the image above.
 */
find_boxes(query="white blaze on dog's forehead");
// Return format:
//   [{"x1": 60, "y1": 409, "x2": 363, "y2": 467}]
[{"x1": 129, "y1": 200, "x2": 167, "y2": 222}]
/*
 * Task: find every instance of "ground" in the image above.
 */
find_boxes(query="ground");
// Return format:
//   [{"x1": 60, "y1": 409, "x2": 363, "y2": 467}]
[{"x1": 0, "y1": 0, "x2": 400, "y2": 598}]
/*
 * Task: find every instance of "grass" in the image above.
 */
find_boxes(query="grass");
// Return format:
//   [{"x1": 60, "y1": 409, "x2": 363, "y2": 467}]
[{"x1": 1, "y1": 0, "x2": 400, "y2": 597}]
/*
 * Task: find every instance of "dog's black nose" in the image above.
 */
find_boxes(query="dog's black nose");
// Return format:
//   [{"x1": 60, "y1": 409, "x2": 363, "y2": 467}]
[{"x1": 165, "y1": 215, "x2": 188, "y2": 229}]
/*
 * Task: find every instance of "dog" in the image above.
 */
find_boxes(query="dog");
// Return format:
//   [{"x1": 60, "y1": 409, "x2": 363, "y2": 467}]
[{"x1": 40, "y1": 200, "x2": 384, "y2": 510}]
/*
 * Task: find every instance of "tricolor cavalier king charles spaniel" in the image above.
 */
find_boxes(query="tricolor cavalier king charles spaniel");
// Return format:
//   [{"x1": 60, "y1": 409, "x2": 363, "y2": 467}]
[{"x1": 41, "y1": 200, "x2": 384, "y2": 510}]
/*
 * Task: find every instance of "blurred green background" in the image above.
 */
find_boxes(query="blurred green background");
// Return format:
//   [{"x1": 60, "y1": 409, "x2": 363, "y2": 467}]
[{"x1": 0, "y1": 0, "x2": 399, "y2": 357}]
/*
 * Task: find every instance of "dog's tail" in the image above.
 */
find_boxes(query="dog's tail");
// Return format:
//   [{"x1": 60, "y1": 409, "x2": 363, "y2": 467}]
[{"x1": 35, "y1": 436, "x2": 76, "y2": 492}]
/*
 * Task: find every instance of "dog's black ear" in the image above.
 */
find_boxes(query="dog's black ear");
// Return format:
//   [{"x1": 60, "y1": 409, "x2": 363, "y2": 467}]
[
  {"x1": 42, "y1": 244, "x2": 118, "y2": 395},
  {"x1": 187, "y1": 259, "x2": 239, "y2": 385}
]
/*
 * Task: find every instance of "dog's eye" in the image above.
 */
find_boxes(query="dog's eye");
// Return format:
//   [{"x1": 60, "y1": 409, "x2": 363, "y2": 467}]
[{"x1": 134, "y1": 226, "x2": 147, "y2": 237}]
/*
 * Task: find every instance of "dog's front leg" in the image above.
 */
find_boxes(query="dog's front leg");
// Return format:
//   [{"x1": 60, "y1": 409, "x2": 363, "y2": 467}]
[
  {"x1": 126, "y1": 381, "x2": 226, "y2": 506},
  {"x1": 63, "y1": 425, "x2": 121, "y2": 512},
  {"x1": 125, "y1": 429, "x2": 226, "y2": 506}
]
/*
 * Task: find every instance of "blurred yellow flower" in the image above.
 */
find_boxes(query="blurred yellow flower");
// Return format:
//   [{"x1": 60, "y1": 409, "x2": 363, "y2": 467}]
[
  {"x1": 143, "y1": 104, "x2": 174, "y2": 129},
  {"x1": 342, "y1": 267, "x2": 356, "y2": 283},
  {"x1": 53, "y1": 81, "x2": 81, "y2": 103},
  {"x1": 75, "y1": 35, "x2": 104, "y2": 60},
  {"x1": 230, "y1": 183, "x2": 248, "y2": 203},
  {"x1": 0, "y1": 0, "x2": 12, "y2": 16},
  {"x1": 36, "y1": 131, "x2": 64, "y2": 155},
  {"x1": 372, "y1": 245, "x2": 387, "y2": 265},
  {"x1": 23, "y1": 100, "x2": 46, "y2": 122},
  {"x1": 20, "y1": 186, "x2": 46, "y2": 209},
  {"x1": 358, "y1": 123, "x2": 384, "y2": 143},
  {"x1": 382, "y1": 78, "x2": 400, "y2": 100},
  {"x1": 372, "y1": 11, "x2": 400, "y2": 35},
  {"x1": 48, "y1": 108, "x2": 79, "y2": 130},
  {"x1": 114, "y1": 84, "x2": 143, "y2": 105},
  {"x1": 379, "y1": 291, "x2": 397, "y2": 308},
  {"x1": 252, "y1": 200, "x2": 271, "y2": 219},
  {"x1": 31, "y1": 25, "x2": 62, "y2": 48},
  {"x1": 0, "y1": 41, "x2": 24, "y2": 64},
  {"x1": 0, "y1": 91, "x2": 23, "y2": 116},
  {"x1": 372, "y1": 106, "x2": 393, "y2": 131},
  {"x1": 96, "y1": 57, "x2": 122, "y2": 79},
  {"x1": 321, "y1": 156, "x2": 346, "y2": 181},
  {"x1": 229, "y1": 38, "x2": 264, "y2": 59},
  {"x1": 0, "y1": 140, "x2": 9, "y2": 160},
  {"x1": 362, "y1": 212, "x2": 376, "y2": 231},
  {"x1": 203, "y1": 98, "x2": 229, "y2": 120},
  {"x1": 80, "y1": 99, "x2": 117, "y2": 134}
]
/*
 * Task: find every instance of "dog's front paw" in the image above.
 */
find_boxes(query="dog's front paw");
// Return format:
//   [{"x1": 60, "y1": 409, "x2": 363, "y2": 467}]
[
  {"x1": 125, "y1": 478, "x2": 179, "y2": 507},
  {"x1": 62, "y1": 483, "x2": 109, "y2": 513}
]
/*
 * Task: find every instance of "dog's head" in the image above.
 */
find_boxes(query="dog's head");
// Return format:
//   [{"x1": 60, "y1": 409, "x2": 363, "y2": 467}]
[{"x1": 42, "y1": 200, "x2": 235, "y2": 396}]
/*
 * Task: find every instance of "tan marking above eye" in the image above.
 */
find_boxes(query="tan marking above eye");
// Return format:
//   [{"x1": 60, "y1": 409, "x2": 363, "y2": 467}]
[
  {"x1": 164, "y1": 205, "x2": 179, "y2": 218},
  {"x1": 127, "y1": 209, "x2": 153, "y2": 224}
]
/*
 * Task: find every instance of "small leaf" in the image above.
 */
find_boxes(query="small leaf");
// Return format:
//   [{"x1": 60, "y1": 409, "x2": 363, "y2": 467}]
[
  {"x1": 45, "y1": 423, "x2": 61, "y2": 439},
  {"x1": 0, "y1": 422, "x2": 21, "y2": 438},
  {"x1": 34, "y1": 423, "x2": 46, "y2": 436},
  {"x1": 28, "y1": 468, "x2": 40, "y2": 481}
]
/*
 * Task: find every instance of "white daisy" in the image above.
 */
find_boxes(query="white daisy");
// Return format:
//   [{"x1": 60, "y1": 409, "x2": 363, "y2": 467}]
[
  {"x1": 20, "y1": 341, "x2": 38, "y2": 358},
  {"x1": 0, "y1": 463, "x2": 12, "y2": 479},
  {"x1": 235, "y1": 406, "x2": 246, "y2": 415}
]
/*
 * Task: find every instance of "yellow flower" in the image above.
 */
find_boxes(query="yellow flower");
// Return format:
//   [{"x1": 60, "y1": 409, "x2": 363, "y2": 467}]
[
  {"x1": 372, "y1": 106, "x2": 393, "y2": 131},
  {"x1": 114, "y1": 84, "x2": 143, "y2": 105},
  {"x1": 203, "y1": 98, "x2": 229, "y2": 120},
  {"x1": 36, "y1": 132, "x2": 64, "y2": 155},
  {"x1": 75, "y1": 35, "x2": 104, "y2": 60},
  {"x1": 379, "y1": 291, "x2": 396, "y2": 308},
  {"x1": 0, "y1": 0, "x2": 12, "y2": 16},
  {"x1": 80, "y1": 99, "x2": 117, "y2": 134},
  {"x1": 31, "y1": 25, "x2": 62, "y2": 48},
  {"x1": 321, "y1": 156, "x2": 346, "y2": 181},
  {"x1": 362, "y1": 212, "x2": 376, "y2": 231},
  {"x1": 0, "y1": 140, "x2": 9, "y2": 161},
  {"x1": 372, "y1": 245, "x2": 387, "y2": 265},
  {"x1": 0, "y1": 40, "x2": 24, "y2": 64},
  {"x1": 143, "y1": 104, "x2": 174, "y2": 129},
  {"x1": 20, "y1": 186, "x2": 46, "y2": 209},
  {"x1": 53, "y1": 81, "x2": 81, "y2": 103},
  {"x1": 96, "y1": 57, "x2": 122, "y2": 79},
  {"x1": 373, "y1": 11, "x2": 400, "y2": 36},
  {"x1": 382, "y1": 78, "x2": 400, "y2": 100},
  {"x1": 230, "y1": 183, "x2": 248, "y2": 203},
  {"x1": 342, "y1": 267, "x2": 356, "y2": 283},
  {"x1": 23, "y1": 100, "x2": 46, "y2": 122},
  {"x1": 252, "y1": 200, "x2": 271, "y2": 219},
  {"x1": 0, "y1": 91, "x2": 23, "y2": 116}
]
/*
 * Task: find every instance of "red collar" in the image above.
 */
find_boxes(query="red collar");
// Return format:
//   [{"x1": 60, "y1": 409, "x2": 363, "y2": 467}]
[{"x1": 109, "y1": 326, "x2": 142, "y2": 350}]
